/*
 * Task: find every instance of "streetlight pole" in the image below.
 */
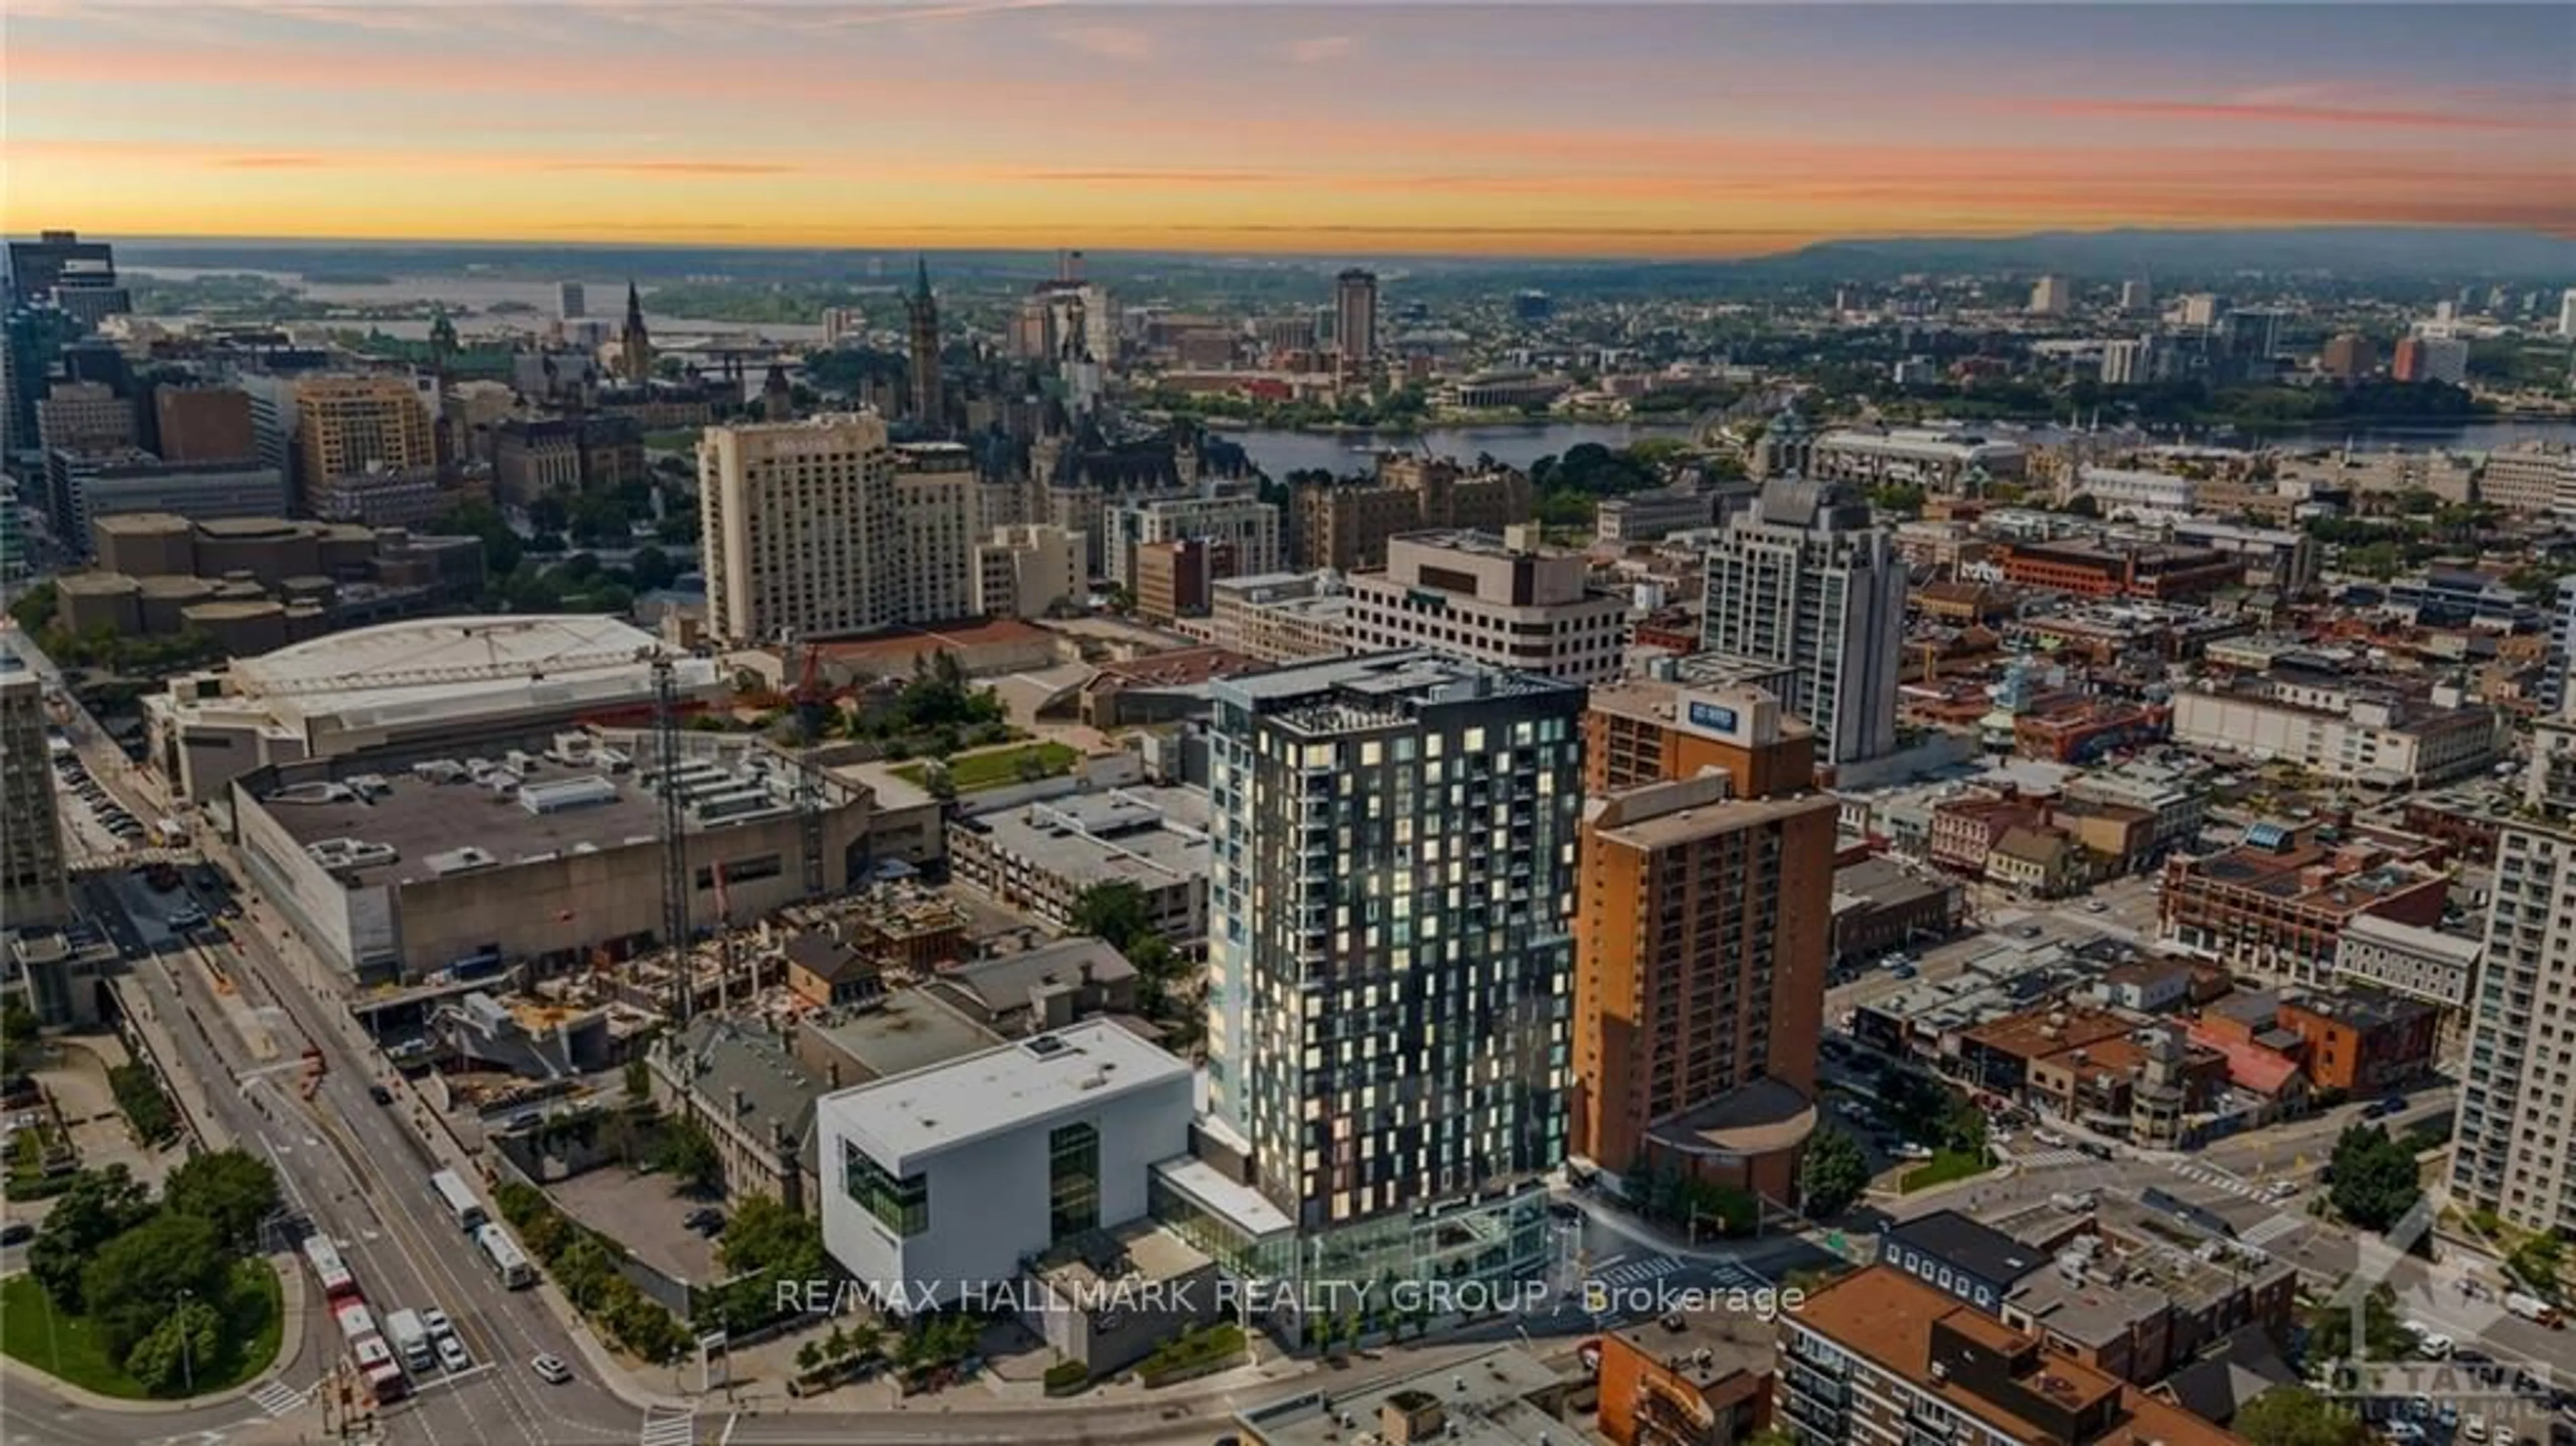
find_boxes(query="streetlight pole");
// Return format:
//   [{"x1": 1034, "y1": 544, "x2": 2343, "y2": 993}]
[{"x1": 176, "y1": 1286, "x2": 196, "y2": 1394}]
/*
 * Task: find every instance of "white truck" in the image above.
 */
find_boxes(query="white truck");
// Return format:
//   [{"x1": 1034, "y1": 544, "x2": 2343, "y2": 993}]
[
  {"x1": 2503, "y1": 1290, "x2": 2565, "y2": 1329},
  {"x1": 384, "y1": 1309, "x2": 434, "y2": 1373}
]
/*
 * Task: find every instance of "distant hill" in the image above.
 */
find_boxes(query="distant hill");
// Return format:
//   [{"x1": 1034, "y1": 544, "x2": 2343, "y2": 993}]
[
  {"x1": 104, "y1": 225, "x2": 2571, "y2": 292},
  {"x1": 1745, "y1": 227, "x2": 2575, "y2": 281}
]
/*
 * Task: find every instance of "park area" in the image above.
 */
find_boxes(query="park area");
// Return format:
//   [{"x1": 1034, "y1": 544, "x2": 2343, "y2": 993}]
[
  {"x1": 892, "y1": 740, "x2": 1079, "y2": 795},
  {"x1": 1, "y1": 1258, "x2": 281, "y2": 1398}
]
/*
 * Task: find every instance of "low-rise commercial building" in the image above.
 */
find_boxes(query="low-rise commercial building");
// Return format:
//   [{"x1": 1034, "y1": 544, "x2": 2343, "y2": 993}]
[
  {"x1": 817, "y1": 1020, "x2": 1193, "y2": 1311},
  {"x1": 1203, "y1": 571, "x2": 1350, "y2": 665},
  {"x1": 1778, "y1": 1265, "x2": 2253, "y2": 1446},
  {"x1": 947, "y1": 783, "x2": 1212, "y2": 943},
  {"x1": 2159, "y1": 822, "x2": 2451, "y2": 987},
  {"x1": 2000, "y1": 540, "x2": 2241, "y2": 602},
  {"x1": 2171, "y1": 673, "x2": 2500, "y2": 789}
]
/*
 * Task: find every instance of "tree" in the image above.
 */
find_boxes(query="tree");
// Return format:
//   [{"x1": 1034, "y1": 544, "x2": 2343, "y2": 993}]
[
  {"x1": 2304, "y1": 1282, "x2": 2408, "y2": 1364},
  {"x1": 1799, "y1": 1127, "x2": 1872, "y2": 1217},
  {"x1": 2326, "y1": 1124, "x2": 2420, "y2": 1234},
  {"x1": 8, "y1": 580, "x2": 60, "y2": 633},
  {"x1": 2506, "y1": 1231, "x2": 2565, "y2": 1296},
  {"x1": 0, "y1": 1001, "x2": 39, "y2": 1047},
  {"x1": 629, "y1": 545, "x2": 680, "y2": 593},
  {"x1": 796, "y1": 1339, "x2": 823, "y2": 1376},
  {"x1": 29, "y1": 1165, "x2": 153, "y2": 1310},
  {"x1": 650, "y1": 1116, "x2": 724, "y2": 1193},
  {"x1": 2061, "y1": 492, "x2": 2102, "y2": 518},
  {"x1": 83, "y1": 1209, "x2": 231, "y2": 1361},
  {"x1": 2234, "y1": 1386, "x2": 2368, "y2": 1446},
  {"x1": 163, "y1": 1149, "x2": 282, "y2": 1255},
  {"x1": 124, "y1": 1296, "x2": 225, "y2": 1396},
  {"x1": 1071, "y1": 881, "x2": 1152, "y2": 952}
]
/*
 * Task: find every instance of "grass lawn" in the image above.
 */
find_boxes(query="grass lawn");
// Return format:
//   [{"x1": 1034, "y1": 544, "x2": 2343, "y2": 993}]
[
  {"x1": 0, "y1": 1258, "x2": 283, "y2": 1399},
  {"x1": 1900, "y1": 1150, "x2": 1993, "y2": 1194},
  {"x1": 891, "y1": 740, "x2": 1079, "y2": 794}
]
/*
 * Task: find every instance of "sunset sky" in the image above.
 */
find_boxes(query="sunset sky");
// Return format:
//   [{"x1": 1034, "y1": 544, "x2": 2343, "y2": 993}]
[{"x1": 7, "y1": 2, "x2": 2571, "y2": 258}]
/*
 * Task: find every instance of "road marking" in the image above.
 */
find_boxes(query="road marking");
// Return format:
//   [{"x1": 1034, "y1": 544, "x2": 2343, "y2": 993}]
[
  {"x1": 2241, "y1": 1213, "x2": 2307, "y2": 1249},
  {"x1": 1591, "y1": 1254, "x2": 1684, "y2": 1288},
  {"x1": 2012, "y1": 1148, "x2": 2092, "y2": 1170},
  {"x1": 720, "y1": 1412, "x2": 741, "y2": 1446},
  {"x1": 641, "y1": 1404, "x2": 698, "y2": 1446},
  {"x1": 248, "y1": 1379, "x2": 308, "y2": 1416}
]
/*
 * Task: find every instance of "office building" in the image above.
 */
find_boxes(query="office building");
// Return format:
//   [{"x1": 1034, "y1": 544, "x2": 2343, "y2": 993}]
[
  {"x1": 1205, "y1": 571, "x2": 1352, "y2": 665},
  {"x1": 2175, "y1": 293, "x2": 2223, "y2": 329},
  {"x1": 2097, "y1": 339, "x2": 2149, "y2": 386},
  {"x1": 49, "y1": 451, "x2": 289, "y2": 550},
  {"x1": 698, "y1": 414, "x2": 983, "y2": 643},
  {"x1": 2450, "y1": 702, "x2": 2576, "y2": 1237},
  {"x1": 557, "y1": 281, "x2": 586, "y2": 321},
  {"x1": 1766, "y1": 426, "x2": 2029, "y2": 493},
  {"x1": 2318, "y1": 333, "x2": 2376, "y2": 382},
  {"x1": 2561, "y1": 288, "x2": 2576, "y2": 339},
  {"x1": 2118, "y1": 279, "x2": 2151, "y2": 312},
  {"x1": 1287, "y1": 455, "x2": 1534, "y2": 573},
  {"x1": 818, "y1": 1019, "x2": 1195, "y2": 1311},
  {"x1": 1700, "y1": 478, "x2": 1908, "y2": 768},
  {"x1": 1334, "y1": 269, "x2": 1379, "y2": 374},
  {"x1": 152, "y1": 386, "x2": 258, "y2": 463},
  {"x1": 1134, "y1": 539, "x2": 1214, "y2": 622},
  {"x1": 972, "y1": 523, "x2": 1085, "y2": 619},
  {"x1": 1573, "y1": 771, "x2": 1835, "y2": 1200},
  {"x1": 34, "y1": 380, "x2": 136, "y2": 463},
  {"x1": 2474, "y1": 443, "x2": 2575, "y2": 516},
  {"x1": 7, "y1": 231, "x2": 115, "y2": 309},
  {"x1": 1, "y1": 662, "x2": 72, "y2": 930},
  {"x1": 2028, "y1": 276, "x2": 2072, "y2": 317},
  {"x1": 1777, "y1": 1266, "x2": 2255, "y2": 1446},
  {"x1": 1104, "y1": 494, "x2": 1282, "y2": 590},
  {"x1": 1344, "y1": 529, "x2": 1629, "y2": 685},
  {"x1": 294, "y1": 375, "x2": 439, "y2": 525},
  {"x1": 2074, "y1": 466, "x2": 2196, "y2": 519},
  {"x1": 1205, "y1": 653, "x2": 1585, "y2": 1291},
  {"x1": 2392, "y1": 335, "x2": 2470, "y2": 387}
]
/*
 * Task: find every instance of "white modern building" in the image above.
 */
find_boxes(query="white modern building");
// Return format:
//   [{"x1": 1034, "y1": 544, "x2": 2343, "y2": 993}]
[
  {"x1": 2450, "y1": 704, "x2": 2576, "y2": 1236},
  {"x1": 2335, "y1": 913, "x2": 2479, "y2": 1013},
  {"x1": 1343, "y1": 529, "x2": 1628, "y2": 685},
  {"x1": 818, "y1": 1020, "x2": 1194, "y2": 1309},
  {"x1": 1700, "y1": 479, "x2": 1909, "y2": 767},
  {"x1": 2075, "y1": 465, "x2": 2197, "y2": 520}
]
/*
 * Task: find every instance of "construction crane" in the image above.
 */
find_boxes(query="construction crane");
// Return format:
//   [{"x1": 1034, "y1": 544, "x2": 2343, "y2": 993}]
[
  {"x1": 651, "y1": 653, "x2": 692, "y2": 1025},
  {"x1": 788, "y1": 634, "x2": 830, "y2": 899}
]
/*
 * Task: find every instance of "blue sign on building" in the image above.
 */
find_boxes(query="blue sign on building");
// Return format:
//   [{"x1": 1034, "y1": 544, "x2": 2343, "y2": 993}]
[{"x1": 1686, "y1": 700, "x2": 1739, "y2": 734}]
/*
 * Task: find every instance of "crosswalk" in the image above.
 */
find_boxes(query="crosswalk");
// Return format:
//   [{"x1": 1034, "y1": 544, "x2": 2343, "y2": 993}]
[
  {"x1": 2239, "y1": 1213, "x2": 2306, "y2": 1249},
  {"x1": 248, "y1": 1379, "x2": 307, "y2": 1417},
  {"x1": 1703, "y1": 1260, "x2": 1770, "y2": 1292},
  {"x1": 2169, "y1": 1162, "x2": 2261, "y2": 1200},
  {"x1": 641, "y1": 1404, "x2": 698, "y2": 1446},
  {"x1": 1592, "y1": 1254, "x2": 1682, "y2": 1288},
  {"x1": 2012, "y1": 1148, "x2": 2092, "y2": 1170}
]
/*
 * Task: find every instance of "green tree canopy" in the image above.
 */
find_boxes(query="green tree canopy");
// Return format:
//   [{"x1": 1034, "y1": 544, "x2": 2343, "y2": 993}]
[
  {"x1": 2326, "y1": 1124, "x2": 2421, "y2": 1235},
  {"x1": 650, "y1": 1117, "x2": 724, "y2": 1194},
  {"x1": 83, "y1": 1209, "x2": 232, "y2": 1361},
  {"x1": 123, "y1": 1296, "x2": 225, "y2": 1396},
  {"x1": 1071, "y1": 881, "x2": 1153, "y2": 952},
  {"x1": 29, "y1": 1164, "x2": 153, "y2": 1310},
  {"x1": 1799, "y1": 1127, "x2": 1872, "y2": 1217},
  {"x1": 2235, "y1": 1386, "x2": 2369, "y2": 1446},
  {"x1": 163, "y1": 1148, "x2": 282, "y2": 1255}
]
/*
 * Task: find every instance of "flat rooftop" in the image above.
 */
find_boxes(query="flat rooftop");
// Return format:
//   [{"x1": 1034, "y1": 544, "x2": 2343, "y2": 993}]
[
  {"x1": 1212, "y1": 649, "x2": 1581, "y2": 718},
  {"x1": 803, "y1": 987, "x2": 999, "y2": 1082},
  {"x1": 823, "y1": 1018, "x2": 1188, "y2": 1166},
  {"x1": 959, "y1": 783, "x2": 1212, "y2": 895},
  {"x1": 1240, "y1": 1346, "x2": 1566, "y2": 1446}
]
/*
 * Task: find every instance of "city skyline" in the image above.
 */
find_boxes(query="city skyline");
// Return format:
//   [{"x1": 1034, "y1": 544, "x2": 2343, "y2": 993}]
[{"x1": 7, "y1": 3, "x2": 2573, "y2": 258}]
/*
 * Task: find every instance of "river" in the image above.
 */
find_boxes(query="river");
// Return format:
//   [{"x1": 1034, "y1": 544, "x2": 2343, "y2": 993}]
[{"x1": 1213, "y1": 416, "x2": 2576, "y2": 478}]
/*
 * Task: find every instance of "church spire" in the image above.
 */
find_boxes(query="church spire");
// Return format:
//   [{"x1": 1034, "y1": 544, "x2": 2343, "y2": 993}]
[
  {"x1": 914, "y1": 254, "x2": 932, "y2": 302},
  {"x1": 618, "y1": 278, "x2": 653, "y2": 384}
]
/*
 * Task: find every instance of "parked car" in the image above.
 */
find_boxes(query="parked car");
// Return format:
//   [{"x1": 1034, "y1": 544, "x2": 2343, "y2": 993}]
[
  {"x1": 436, "y1": 1335, "x2": 472, "y2": 1372},
  {"x1": 1890, "y1": 963, "x2": 1919, "y2": 979},
  {"x1": 531, "y1": 1355, "x2": 572, "y2": 1384},
  {"x1": 2034, "y1": 1129, "x2": 2069, "y2": 1148},
  {"x1": 1893, "y1": 1143, "x2": 1935, "y2": 1162},
  {"x1": 422, "y1": 1308, "x2": 453, "y2": 1339},
  {"x1": 683, "y1": 1207, "x2": 727, "y2": 1235},
  {"x1": 0, "y1": 1221, "x2": 34, "y2": 1245},
  {"x1": 368, "y1": 1084, "x2": 394, "y2": 1106}
]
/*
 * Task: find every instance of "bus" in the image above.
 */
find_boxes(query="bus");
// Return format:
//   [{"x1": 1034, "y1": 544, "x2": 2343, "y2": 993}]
[
  {"x1": 351, "y1": 1336, "x2": 409, "y2": 1404},
  {"x1": 301, "y1": 1234, "x2": 360, "y2": 1303},
  {"x1": 475, "y1": 1222, "x2": 536, "y2": 1290},
  {"x1": 429, "y1": 1170, "x2": 489, "y2": 1232}
]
